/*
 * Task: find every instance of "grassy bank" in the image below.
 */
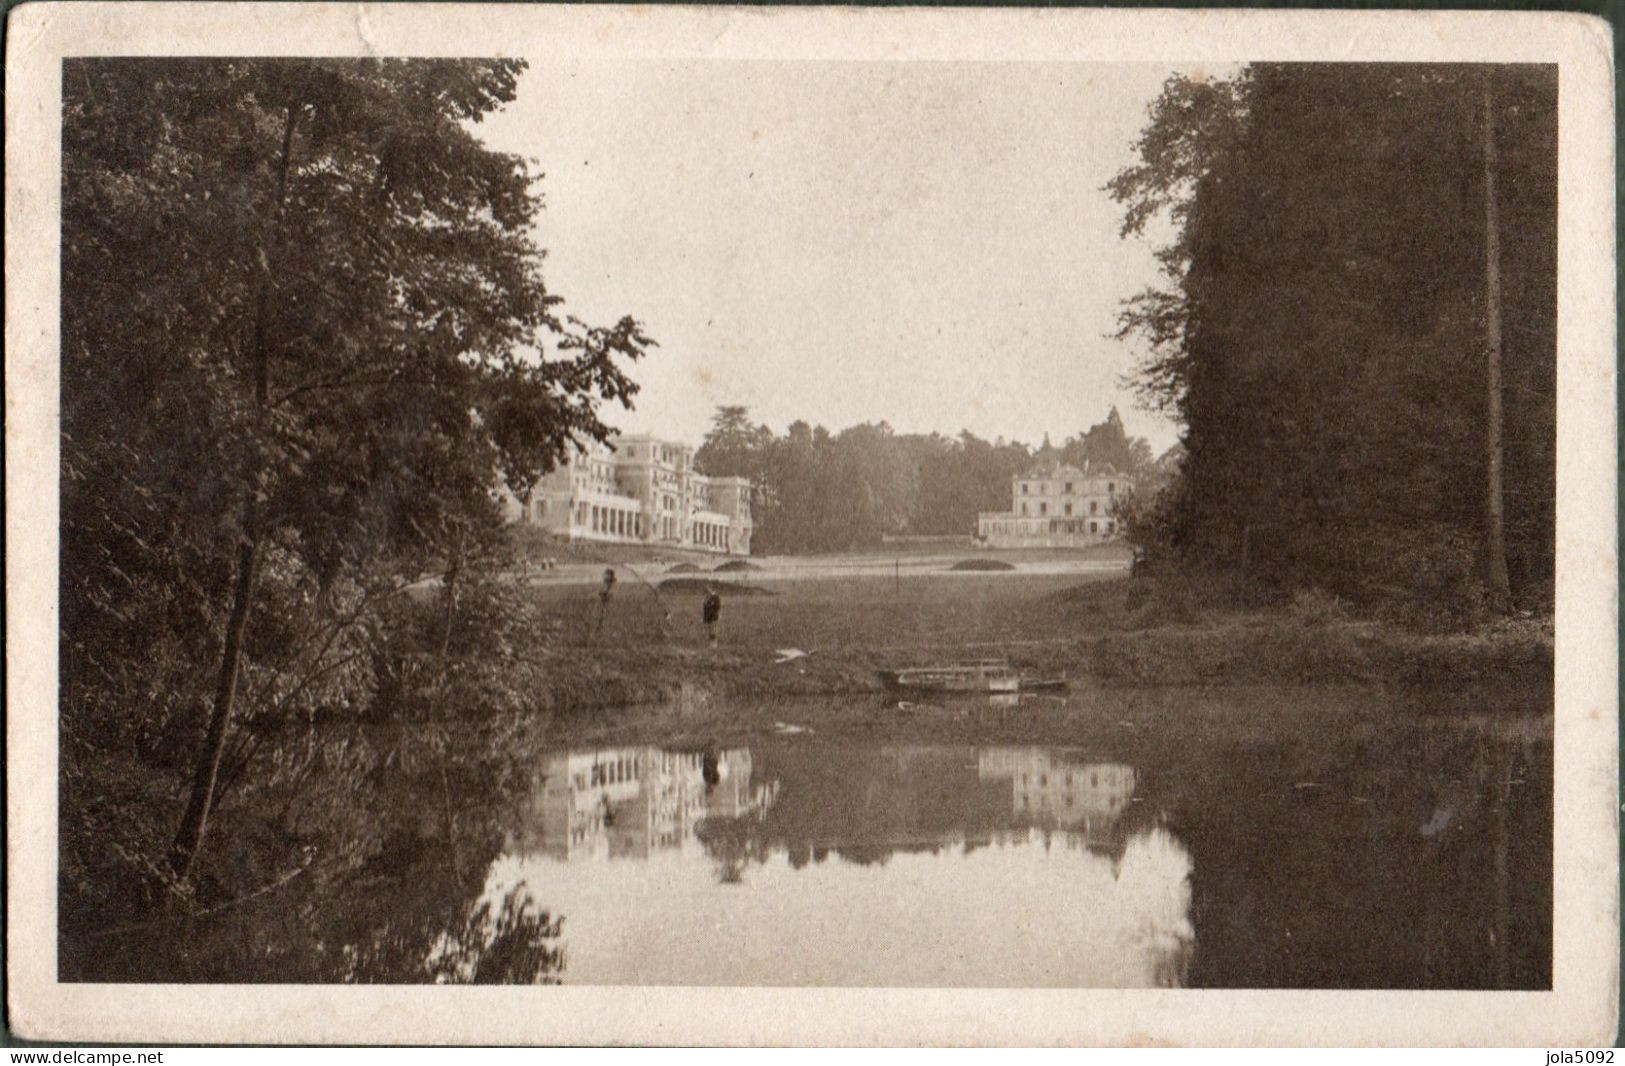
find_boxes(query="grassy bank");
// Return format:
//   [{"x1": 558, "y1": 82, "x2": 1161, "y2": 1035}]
[{"x1": 510, "y1": 568, "x2": 1554, "y2": 722}]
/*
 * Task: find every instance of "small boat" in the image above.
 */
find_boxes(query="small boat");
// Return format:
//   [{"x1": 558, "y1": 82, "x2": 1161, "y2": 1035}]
[
  {"x1": 878, "y1": 660, "x2": 1019, "y2": 695},
  {"x1": 1019, "y1": 675, "x2": 1070, "y2": 693}
]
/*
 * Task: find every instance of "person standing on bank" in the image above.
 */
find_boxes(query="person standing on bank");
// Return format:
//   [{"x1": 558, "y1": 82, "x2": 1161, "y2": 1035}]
[
  {"x1": 702, "y1": 583, "x2": 722, "y2": 648},
  {"x1": 595, "y1": 567, "x2": 617, "y2": 637}
]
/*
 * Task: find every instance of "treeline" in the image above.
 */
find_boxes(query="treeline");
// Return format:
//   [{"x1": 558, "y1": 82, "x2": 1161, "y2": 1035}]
[
  {"x1": 60, "y1": 57, "x2": 646, "y2": 959},
  {"x1": 1110, "y1": 64, "x2": 1556, "y2": 614},
  {"x1": 693, "y1": 405, "x2": 1165, "y2": 553}
]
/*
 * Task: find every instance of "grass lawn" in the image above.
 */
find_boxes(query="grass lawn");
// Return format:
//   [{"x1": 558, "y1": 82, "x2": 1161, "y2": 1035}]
[
  {"x1": 505, "y1": 560, "x2": 1552, "y2": 725},
  {"x1": 533, "y1": 569, "x2": 1116, "y2": 656}
]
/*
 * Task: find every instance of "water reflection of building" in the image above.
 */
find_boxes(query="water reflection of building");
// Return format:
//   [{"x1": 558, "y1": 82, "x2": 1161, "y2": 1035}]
[
  {"x1": 978, "y1": 749, "x2": 1137, "y2": 851},
  {"x1": 512, "y1": 748, "x2": 780, "y2": 861}
]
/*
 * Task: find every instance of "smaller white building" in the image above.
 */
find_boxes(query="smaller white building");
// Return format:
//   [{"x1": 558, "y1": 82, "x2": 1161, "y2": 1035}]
[{"x1": 976, "y1": 461, "x2": 1129, "y2": 548}]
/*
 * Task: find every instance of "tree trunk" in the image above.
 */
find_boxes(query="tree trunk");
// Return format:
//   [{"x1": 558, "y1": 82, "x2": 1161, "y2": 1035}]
[
  {"x1": 439, "y1": 541, "x2": 461, "y2": 674},
  {"x1": 167, "y1": 103, "x2": 299, "y2": 881},
  {"x1": 167, "y1": 536, "x2": 259, "y2": 881},
  {"x1": 1482, "y1": 73, "x2": 1513, "y2": 613}
]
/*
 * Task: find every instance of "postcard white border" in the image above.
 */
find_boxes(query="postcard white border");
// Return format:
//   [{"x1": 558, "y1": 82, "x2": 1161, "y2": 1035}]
[{"x1": 6, "y1": 3, "x2": 1617, "y2": 1046}]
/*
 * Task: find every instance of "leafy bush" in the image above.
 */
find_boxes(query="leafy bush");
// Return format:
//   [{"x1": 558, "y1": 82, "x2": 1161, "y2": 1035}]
[
  {"x1": 1317, "y1": 523, "x2": 1488, "y2": 630},
  {"x1": 1116, "y1": 481, "x2": 1184, "y2": 578},
  {"x1": 1121, "y1": 578, "x2": 1206, "y2": 629}
]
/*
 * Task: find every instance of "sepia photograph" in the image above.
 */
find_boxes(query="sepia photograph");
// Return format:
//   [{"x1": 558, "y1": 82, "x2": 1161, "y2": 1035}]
[{"x1": 5, "y1": 2, "x2": 1617, "y2": 1047}]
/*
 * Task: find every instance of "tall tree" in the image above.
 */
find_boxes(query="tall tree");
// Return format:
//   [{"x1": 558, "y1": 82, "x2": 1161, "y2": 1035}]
[
  {"x1": 1109, "y1": 64, "x2": 1555, "y2": 608},
  {"x1": 1481, "y1": 70, "x2": 1512, "y2": 612},
  {"x1": 694, "y1": 405, "x2": 773, "y2": 480},
  {"x1": 62, "y1": 58, "x2": 651, "y2": 880},
  {"x1": 1062, "y1": 407, "x2": 1156, "y2": 477}
]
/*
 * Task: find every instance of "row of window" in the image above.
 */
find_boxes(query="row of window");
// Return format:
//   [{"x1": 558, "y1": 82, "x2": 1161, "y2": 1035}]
[
  {"x1": 568, "y1": 750, "x2": 720, "y2": 795},
  {"x1": 982, "y1": 518, "x2": 1115, "y2": 536},
  {"x1": 577, "y1": 755, "x2": 642, "y2": 790},
  {"x1": 1020, "y1": 481, "x2": 1116, "y2": 496},
  {"x1": 622, "y1": 443, "x2": 689, "y2": 468},
  {"x1": 1022, "y1": 770, "x2": 1114, "y2": 788},
  {"x1": 571, "y1": 471, "x2": 720, "y2": 511},
  {"x1": 1020, "y1": 500, "x2": 1105, "y2": 517}
]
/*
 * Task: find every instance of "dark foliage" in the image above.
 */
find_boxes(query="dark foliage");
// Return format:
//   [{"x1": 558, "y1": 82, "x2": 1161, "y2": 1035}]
[
  {"x1": 60, "y1": 57, "x2": 649, "y2": 948},
  {"x1": 1110, "y1": 64, "x2": 1555, "y2": 615},
  {"x1": 694, "y1": 406, "x2": 1159, "y2": 553}
]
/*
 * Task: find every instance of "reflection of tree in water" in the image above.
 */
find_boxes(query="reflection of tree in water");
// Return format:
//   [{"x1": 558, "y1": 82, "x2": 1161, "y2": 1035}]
[
  {"x1": 427, "y1": 883, "x2": 565, "y2": 985},
  {"x1": 1411, "y1": 728, "x2": 1545, "y2": 990},
  {"x1": 66, "y1": 719, "x2": 568, "y2": 984},
  {"x1": 1115, "y1": 827, "x2": 1196, "y2": 988},
  {"x1": 694, "y1": 813, "x2": 775, "y2": 885},
  {"x1": 1175, "y1": 712, "x2": 1551, "y2": 990},
  {"x1": 327, "y1": 842, "x2": 567, "y2": 985}
]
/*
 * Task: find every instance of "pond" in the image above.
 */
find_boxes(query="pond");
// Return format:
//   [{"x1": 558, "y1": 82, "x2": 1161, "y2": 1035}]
[
  {"x1": 67, "y1": 685, "x2": 1551, "y2": 988},
  {"x1": 488, "y1": 741, "x2": 1188, "y2": 986},
  {"x1": 477, "y1": 709, "x2": 1551, "y2": 989}
]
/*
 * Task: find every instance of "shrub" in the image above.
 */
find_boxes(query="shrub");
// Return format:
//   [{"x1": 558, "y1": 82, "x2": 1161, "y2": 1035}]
[
  {"x1": 1121, "y1": 579, "x2": 1206, "y2": 629},
  {"x1": 1327, "y1": 523, "x2": 1488, "y2": 631},
  {"x1": 1116, "y1": 481, "x2": 1184, "y2": 578}
]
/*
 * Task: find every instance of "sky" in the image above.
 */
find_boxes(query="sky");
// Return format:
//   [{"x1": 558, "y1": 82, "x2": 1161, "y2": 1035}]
[{"x1": 474, "y1": 60, "x2": 1194, "y2": 454}]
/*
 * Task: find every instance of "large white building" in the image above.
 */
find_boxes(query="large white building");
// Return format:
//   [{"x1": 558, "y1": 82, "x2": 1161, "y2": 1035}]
[
  {"x1": 510, "y1": 746, "x2": 778, "y2": 861},
  {"x1": 976, "y1": 460, "x2": 1129, "y2": 549},
  {"x1": 502, "y1": 434, "x2": 752, "y2": 555}
]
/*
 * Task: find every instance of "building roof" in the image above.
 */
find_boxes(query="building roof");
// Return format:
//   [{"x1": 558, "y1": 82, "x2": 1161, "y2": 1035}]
[
  {"x1": 1017, "y1": 459, "x2": 1121, "y2": 480},
  {"x1": 1019, "y1": 461, "x2": 1085, "y2": 480}
]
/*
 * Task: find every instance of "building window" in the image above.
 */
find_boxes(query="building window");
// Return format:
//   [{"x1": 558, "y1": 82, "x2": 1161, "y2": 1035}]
[
  {"x1": 1064, "y1": 482, "x2": 1072, "y2": 493},
  {"x1": 1020, "y1": 503, "x2": 1027, "y2": 516},
  {"x1": 1089, "y1": 521, "x2": 1098, "y2": 533},
  {"x1": 1021, "y1": 483, "x2": 1029, "y2": 495},
  {"x1": 1039, "y1": 502, "x2": 1047, "y2": 516},
  {"x1": 1089, "y1": 500, "x2": 1098, "y2": 515},
  {"x1": 1108, "y1": 482, "x2": 1115, "y2": 493},
  {"x1": 1064, "y1": 503, "x2": 1072, "y2": 516}
]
